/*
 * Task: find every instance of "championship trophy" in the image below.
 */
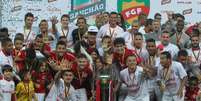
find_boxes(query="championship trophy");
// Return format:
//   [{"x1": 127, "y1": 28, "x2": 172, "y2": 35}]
[{"x1": 96, "y1": 75, "x2": 113, "y2": 101}]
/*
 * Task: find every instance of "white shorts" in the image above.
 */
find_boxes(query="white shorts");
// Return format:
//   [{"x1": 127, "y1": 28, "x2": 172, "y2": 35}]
[
  {"x1": 162, "y1": 95, "x2": 184, "y2": 101},
  {"x1": 124, "y1": 94, "x2": 150, "y2": 101},
  {"x1": 35, "y1": 93, "x2": 45, "y2": 101},
  {"x1": 162, "y1": 92, "x2": 185, "y2": 101}
]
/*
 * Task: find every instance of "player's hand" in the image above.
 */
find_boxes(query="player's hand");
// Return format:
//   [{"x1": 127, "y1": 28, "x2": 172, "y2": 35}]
[
  {"x1": 60, "y1": 59, "x2": 72, "y2": 70},
  {"x1": 50, "y1": 16, "x2": 58, "y2": 25},
  {"x1": 48, "y1": 58, "x2": 56, "y2": 66},
  {"x1": 176, "y1": 89, "x2": 183, "y2": 98},
  {"x1": 35, "y1": 83, "x2": 40, "y2": 89}
]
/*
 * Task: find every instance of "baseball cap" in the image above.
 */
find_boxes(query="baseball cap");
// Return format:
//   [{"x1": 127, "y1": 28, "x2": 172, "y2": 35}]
[{"x1": 88, "y1": 26, "x2": 98, "y2": 33}]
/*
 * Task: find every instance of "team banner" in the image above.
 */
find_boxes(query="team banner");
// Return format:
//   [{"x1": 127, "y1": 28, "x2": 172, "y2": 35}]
[
  {"x1": 118, "y1": 0, "x2": 150, "y2": 26},
  {"x1": 69, "y1": 0, "x2": 106, "y2": 21}
]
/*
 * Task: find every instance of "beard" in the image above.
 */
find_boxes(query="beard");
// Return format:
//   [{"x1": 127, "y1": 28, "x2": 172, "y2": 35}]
[
  {"x1": 192, "y1": 43, "x2": 199, "y2": 48},
  {"x1": 162, "y1": 41, "x2": 169, "y2": 46}
]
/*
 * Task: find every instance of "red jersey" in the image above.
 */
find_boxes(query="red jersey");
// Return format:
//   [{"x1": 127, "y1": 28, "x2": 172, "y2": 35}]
[
  {"x1": 42, "y1": 43, "x2": 51, "y2": 56},
  {"x1": 71, "y1": 64, "x2": 93, "y2": 98},
  {"x1": 113, "y1": 48, "x2": 140, "y2": 70},
  {"x1": 43, "y1": 43, "x2": 51, "y2": 52},
  {"x1": 12, "y1": 49, "x2": 26, "y2": 72},
  {"x1": 49, "y1": 51, "x2": 77, "y2": 69},
  {"x1": 185, "y1": 86, "x2": 200, "y2": 101},
  {"x1": 31, "y1": 70, "x2": 53, "y2": 93}
]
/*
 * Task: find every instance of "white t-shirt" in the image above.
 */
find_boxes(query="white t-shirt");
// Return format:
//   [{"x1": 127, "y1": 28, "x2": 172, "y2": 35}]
[
  {"x1": 143, "y1": 53, "x2": 160, "y2": 92},
  {"x1": 124, "y1": 30, "x2": 146, "y2": 49},
  {"x1": 11, "y1": 26, "x2": 39, "y2": 45},
  {"x1": 157, "y1": 61, "x2": 187, "y2": 96},
  {"x1": 0, "y1": 78, "x2": 15, "y2": 101},
  {"x1": 143, "y1": 53, "x2": 161, "y2": 68},
  {"x1": 0, "y1": 50, "x2": 14, "y2": 74},
  {"x1": 129, "y1": 45, "x2": 147, "y2": 60},
  {"x1": 170, "y1": 31, "x2": 190, "y2": 48},
  {"x1": 46, "y1": 79, "x2": 75, "y2": 101},
  {"x1": 96, "y1": 24, "x2": 124, "y2": 48},
  {"x1": 123, "y1": 31, "x2": 134, "y2": 48},
  {"x1": 38, "y1": 32, "x2": 57, "y2": 50},
  {"x1": 187, "y1": 48, "x2": 201, "y2": 65},
  {"x1": 120, "y1": 66, "x2": 149, "y2": 99},
  {"x1": 56, "y1": 24, "x2": 77, "y2": 47}
]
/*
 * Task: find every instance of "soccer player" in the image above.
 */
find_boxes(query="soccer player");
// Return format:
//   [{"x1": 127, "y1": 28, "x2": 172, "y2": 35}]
[
  {"x1": 119, "y1": 54, "x2": 150, "y2": 101},
  {"x1": 112, "y1": 37, "x2": 138, "y2": 70},
  {"x1": 46, "y1": 69, "x2": 75, "y2": 101},
  {"x1": 0, "y1": 38, "x2": 14, "y2": 73},
  {"x1": 48, "y1": 41, "x2": 76, "y2": 72},
  {"x1": 71, "y1": 54, "x2": 93, "y2": 100},
  {"x1": 187, "y1": 34, "x2": 201, "y2": 67},
  {"x1": 157, "y1": 51, "x2": 187, "y2": 101},
  {"x1": 0, "y1": 65, "x2": 16, "y2": 101},
  {"x1": 96, "y1": 12, "x2": 124, "y2": 48}
]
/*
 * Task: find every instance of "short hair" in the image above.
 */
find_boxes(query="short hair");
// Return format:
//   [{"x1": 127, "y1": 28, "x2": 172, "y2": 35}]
[
  {"x1": 146, "y1": 38, "x2": 156, "y2": 43},
  {"x1": 153, "y1": 19, "x2": 160, "y2": 23},
  {"x1": 61, "y1": 69, "x2": 73, "y2": 76},
  {"x1": 145, "y1": 19, "x2": 153, "y2": 27},
  {"x1": 178, "y1": 49, "x2": 188, "y2": 57},
  {"x1": 2, "y1": 65, "x2": 12, "y2": 73},
  {"x1": 0, "y1": 27, "x2": 8, "y2": 33},
  {"x1": 35, "y1": 34, "x2": 43, "y2": 39},
  {"x1": 102, "y1": 35, "x2": 111, "y2": 42},
  {"x1": 15, "y1": 33, "x2": 24, "y2": 40},
  {"x1": 161, "y1": 51, "x2": 172, "y2": 59},
  {"x1": 76, "y1": 53, "x2": 87, "y2": 59},
  {"x1": 190, "y1": 34, "x2": 199, "y2": 40},
  {"x1": 61, "y1": 14, "x2": 70, "y2": 20},
  {"x1": 192, "y1": 28, "x2": 200, "y2": 36},
  {"x1": 176, "y1": 13, "x2": 185, "y2": 21},
  {"x1": 77, "y1": 17, "x2": 86, "y2": 24},
  {"x1": 14, "y1": 37, "x2": 24, "y2": 44},
  {"x1": 24, "y1": 12, "x2": 34, "y2": 21},
  {"x1": 162, "y1": 30, "x2": 170, "y2": 33},
  {"x1": 39, "y1": 19, "x2": 48, "y2": 27},
  {"x1": 103, "y1": 12, "x2": 109, "y2": 15},
  {"x1": 113, "y1": 37, "x2": 125, "y2": 45},
  {"x1": 1, "y1": 37, "x2": 12, "y2": 47},
  {"x1": 154, "y1": 13, "x2": 161, "y2": 19},
  {"x1": 125, "y1": 54, "x2": 137, "y2": 63},
  {"x1": 56, "y1": 40, "x2": 67, "y2": 48},
  {"x1": 59, "y1": 36, "x2": 67, "y2": 40},
  {"x1": 135, "y1": 32, "x2": 143, "y2": 38},
  {"x1": 162, "y1": 30, "x2": 171, "y2": 36}
]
